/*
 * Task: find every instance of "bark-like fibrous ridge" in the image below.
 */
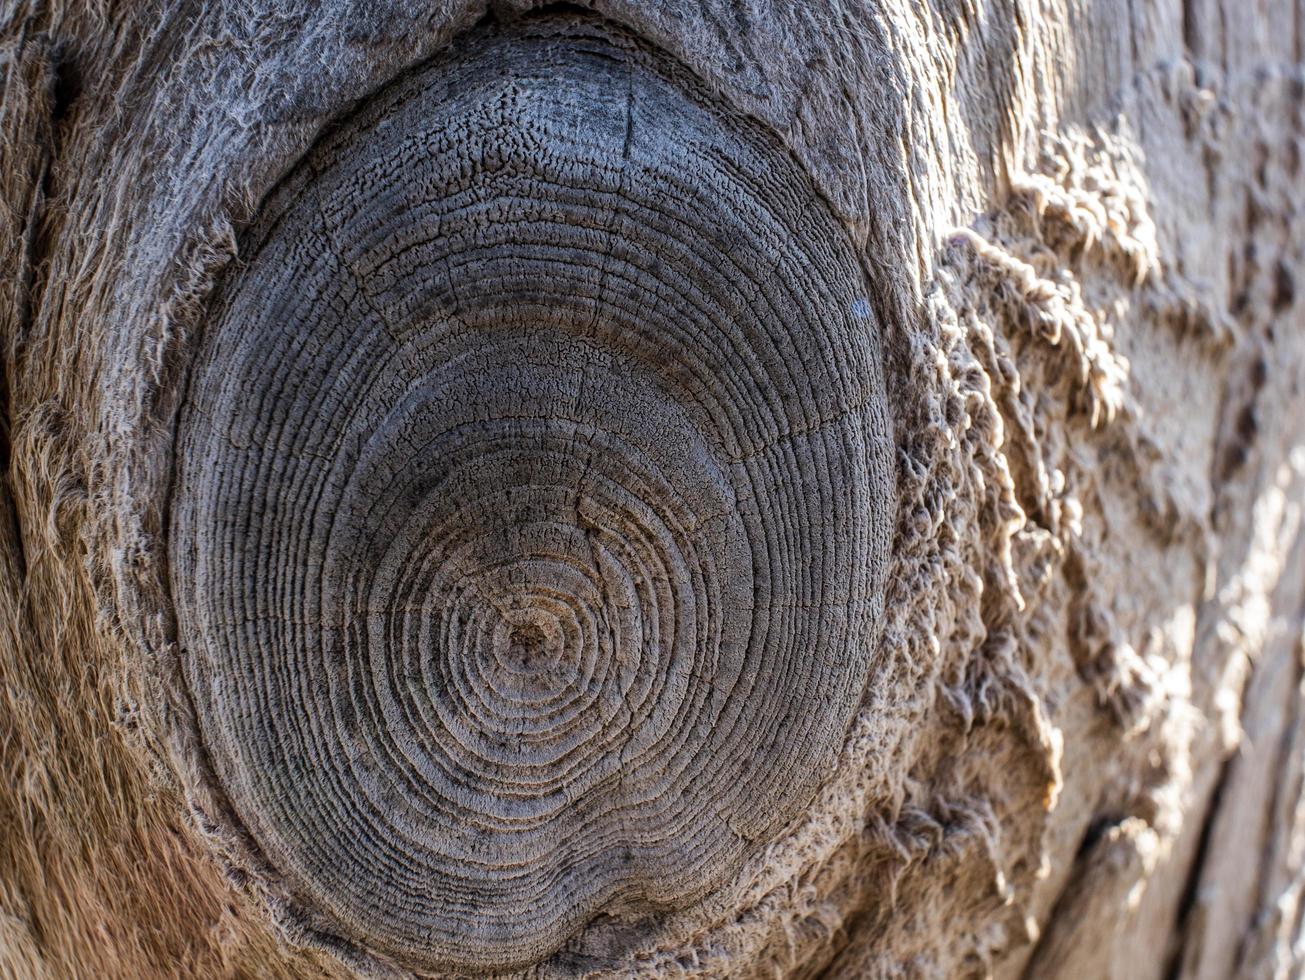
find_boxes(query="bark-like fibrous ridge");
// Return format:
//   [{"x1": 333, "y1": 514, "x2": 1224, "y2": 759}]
[{"x1": 168, "y1": 19, "x2": 892, "y2": 973}]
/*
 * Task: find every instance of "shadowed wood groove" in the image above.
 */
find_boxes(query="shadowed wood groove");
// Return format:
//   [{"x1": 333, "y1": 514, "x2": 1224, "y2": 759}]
[{"x1": 168, "y1": 17, "x2": 892, "y2": 973}]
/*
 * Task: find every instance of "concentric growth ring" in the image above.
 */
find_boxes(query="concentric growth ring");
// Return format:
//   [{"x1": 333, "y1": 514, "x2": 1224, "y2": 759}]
[{"x1": 169, "y1": 17, "x2": 893, "y2": 973}]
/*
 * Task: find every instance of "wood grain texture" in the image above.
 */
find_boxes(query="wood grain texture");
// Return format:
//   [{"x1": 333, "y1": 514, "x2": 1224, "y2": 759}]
[
  {"x1": 168, "y1": 19, "x2": 892, "y2": 972},
  {"x1": 3, "y1": 0, "x2": 1304, "y2": 976}
]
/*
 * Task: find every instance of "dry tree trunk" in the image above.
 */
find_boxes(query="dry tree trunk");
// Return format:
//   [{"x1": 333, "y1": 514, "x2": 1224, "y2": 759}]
[{"x1": 0, "y1": 1, "x2": 1302, "y2": 977}]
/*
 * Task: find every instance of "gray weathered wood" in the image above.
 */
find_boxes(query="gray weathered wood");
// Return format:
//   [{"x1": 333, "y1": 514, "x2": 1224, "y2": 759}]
[{"x1": 1, "y1": 1, "x2": 1302, "y2": 977}]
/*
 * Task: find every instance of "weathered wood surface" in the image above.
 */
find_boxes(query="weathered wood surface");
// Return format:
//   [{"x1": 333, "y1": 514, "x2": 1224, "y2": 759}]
[{"x1": 1, "y1": 1, "x2": 1302, "y2": 977}]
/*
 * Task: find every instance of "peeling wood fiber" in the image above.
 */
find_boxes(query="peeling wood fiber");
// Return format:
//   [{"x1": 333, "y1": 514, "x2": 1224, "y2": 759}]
[{"x1": 0, "y1": 0, "x2": 1303, "y2": 977}]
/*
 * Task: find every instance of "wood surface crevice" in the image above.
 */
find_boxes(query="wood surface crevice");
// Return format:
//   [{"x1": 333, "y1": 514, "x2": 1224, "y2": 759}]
[{"x1": 2, "y1": 1, "x2": 1304, "y2": 977}]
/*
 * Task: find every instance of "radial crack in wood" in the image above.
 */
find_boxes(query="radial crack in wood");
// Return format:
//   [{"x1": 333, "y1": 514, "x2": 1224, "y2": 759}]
[{"x1": 168, "y1": 16, "x2": 893, "y2": 973}]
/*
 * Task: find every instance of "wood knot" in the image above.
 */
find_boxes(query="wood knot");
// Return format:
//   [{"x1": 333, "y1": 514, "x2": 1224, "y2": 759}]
[{"x1": 167, "y1": 14, "x2": 893, "y2": 973}]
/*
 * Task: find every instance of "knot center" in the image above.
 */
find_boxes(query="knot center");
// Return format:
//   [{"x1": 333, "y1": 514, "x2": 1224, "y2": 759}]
[{"x1": 507, "y1": 624, "x2": 550, "y2": 671}]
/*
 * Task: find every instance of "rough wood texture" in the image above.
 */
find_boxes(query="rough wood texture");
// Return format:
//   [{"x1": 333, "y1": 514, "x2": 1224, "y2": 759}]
[
  {"x1": 0, "y1": 0, "x2": 1302, "y2": 977},
  {"x1": 169, "y1": 20, "x2": 891, "y2": 972}
]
